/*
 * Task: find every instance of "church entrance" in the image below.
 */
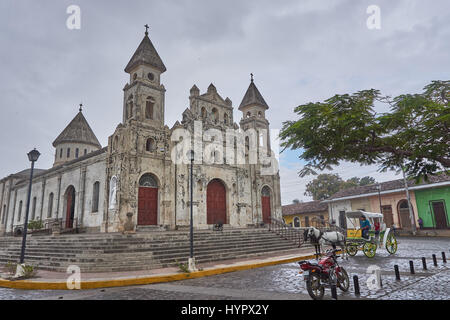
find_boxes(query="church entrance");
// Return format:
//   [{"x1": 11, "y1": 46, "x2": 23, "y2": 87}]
[
  {"x1": 207, "y1": 179, "x2": 227, "y2": 225},
  {"x1": 138, "y1": 174, "x2": 158, "y2": 226},
  {"x1": 261, "y1": 186, "x2": 271, "y2": 224},
  {"x1": 65, "y1": 186, "x2": 76, "y2": 229}
]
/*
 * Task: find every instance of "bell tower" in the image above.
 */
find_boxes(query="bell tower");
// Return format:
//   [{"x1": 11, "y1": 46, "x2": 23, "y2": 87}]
[{"x1": 122, "y1": 25, "x2": 166, "y2": 128}]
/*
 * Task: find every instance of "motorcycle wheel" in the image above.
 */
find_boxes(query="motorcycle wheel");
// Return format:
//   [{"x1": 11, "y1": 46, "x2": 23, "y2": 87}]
[
  {"x1": 306, "y1": 273, "x2": 325, "y2": 300},
  {"x1": 336, "y1": 267, "x2": 350, "y2": 292}
]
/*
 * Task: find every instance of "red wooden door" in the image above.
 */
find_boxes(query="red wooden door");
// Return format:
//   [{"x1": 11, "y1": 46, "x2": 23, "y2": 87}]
[
  {"x1": 262, "y1": 196, "x2": 271, "y2": 224},
  {"x1": 138, "y1": 187, "x2": 158, "y2": 225},
  {"x1": 207, "y1": 180, "x2": 226, "y2": 224}
]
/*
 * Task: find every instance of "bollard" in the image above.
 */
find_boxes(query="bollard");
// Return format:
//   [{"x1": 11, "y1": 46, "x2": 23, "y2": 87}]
[
  {"x1": 442, "y1": 252, "x2": 447, "y2": 263},
  {"x1": 353, "y1": 275, "x2": 360, "y2": 296},
  {"x1": 432, "y1": 254, "x2": 437, "y2": 267},
  {"x1": 422, "y1": 257, "x2": 427, "y2": 270},
  {"x1": 331, "y1": 284, "x2": 338, "y2": 300},
  {"x1": 394, "y1": 265, "x2": 400, "y2": 281},
  {"x1": 409, "y1": 261, "x2": 415, "y2": 274}
]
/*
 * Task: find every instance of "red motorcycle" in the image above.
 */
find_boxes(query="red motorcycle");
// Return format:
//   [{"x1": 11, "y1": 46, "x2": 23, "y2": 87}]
[{"x1": 298, "y1": 249, "x2": 349, "y2": 300}]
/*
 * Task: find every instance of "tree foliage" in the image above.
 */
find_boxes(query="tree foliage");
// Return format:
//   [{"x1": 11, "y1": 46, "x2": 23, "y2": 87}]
[
  {"x1": 305, "y1": 174, "x2": 377, "y2": 200},
  {"x1": 280, "y1": 81, "x2": 450, "y2": 180}
]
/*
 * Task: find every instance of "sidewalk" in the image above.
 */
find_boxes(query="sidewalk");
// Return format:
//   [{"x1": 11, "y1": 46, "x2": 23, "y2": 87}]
[{"x1": 0, "y1": 247, "x2": 317, "y2": 290}]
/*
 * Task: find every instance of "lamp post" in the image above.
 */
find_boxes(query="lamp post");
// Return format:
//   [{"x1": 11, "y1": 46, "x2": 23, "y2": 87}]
[
  {"x1": 19, "y1": 148, "x2": 40, "y2": 264},
  {"x1": 376, "y1": 184, "x2": 382, "y2": 214},
  {"x1": 188, "y1": 150, "x2": 197, "y2": 271}
]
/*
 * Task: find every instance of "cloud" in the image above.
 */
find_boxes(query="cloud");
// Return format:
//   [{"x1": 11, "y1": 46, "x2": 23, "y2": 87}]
[{"x1": 0, "y1": 0, "x2": 448, "y2": 191}]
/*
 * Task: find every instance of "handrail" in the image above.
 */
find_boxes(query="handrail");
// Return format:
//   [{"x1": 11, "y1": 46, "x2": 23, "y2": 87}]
[
  {"x1": 310, "y1": 216, "x2": 346, "y2": 234},
  {"x1": 268, "y1": 217, "x2": 305, "y2": 247}
]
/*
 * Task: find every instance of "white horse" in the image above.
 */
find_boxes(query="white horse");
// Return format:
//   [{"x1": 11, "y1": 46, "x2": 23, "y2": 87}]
[{"x1": 304, "y1": 227, "x2": 347, "y2": 259}]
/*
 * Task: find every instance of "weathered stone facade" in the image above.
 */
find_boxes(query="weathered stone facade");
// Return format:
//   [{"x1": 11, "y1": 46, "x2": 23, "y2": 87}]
[{"x1": 0, "y1": 30, "x2": 281, "y2": 235}]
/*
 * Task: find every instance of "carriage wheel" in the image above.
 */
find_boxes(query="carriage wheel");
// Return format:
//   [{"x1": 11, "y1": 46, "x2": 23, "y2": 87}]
[
  {"x1": 386, "y1": 234, "x2": 398, "y2": 254},
  {"x1": 363, "y1": 242, "x2": 377, "y2": 258},
  {"x1": 346, "y1": 244, "x2": 358, "y2": 256}
]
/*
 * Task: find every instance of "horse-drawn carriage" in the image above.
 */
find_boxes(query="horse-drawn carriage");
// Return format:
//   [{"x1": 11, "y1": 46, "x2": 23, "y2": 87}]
[{"x1": 344, "y1": 210, "x2": 398, "y2": 258}]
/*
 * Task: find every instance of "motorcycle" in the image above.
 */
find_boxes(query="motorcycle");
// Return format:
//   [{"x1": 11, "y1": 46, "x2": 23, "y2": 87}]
[{"x1": 298, "y1": 248, "x2": 349, "y2": 300}]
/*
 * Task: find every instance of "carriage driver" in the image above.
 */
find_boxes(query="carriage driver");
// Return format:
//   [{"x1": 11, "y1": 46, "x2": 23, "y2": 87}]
[{"x1": 359, "y1": 215, "x2": 371, "y2": 239}]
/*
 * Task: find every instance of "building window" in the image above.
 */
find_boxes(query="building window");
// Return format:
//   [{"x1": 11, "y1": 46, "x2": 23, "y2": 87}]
[
  {"x1": 75, "y1": 148, "x2": 79, "y2": 158},
  {"x1": 212, "y1": 108, "x2": 218, "y2": 124},
  {"x1": 139, "y1": 174, "x2": 158, "y2": 188},
  {"x1": 201, "y1": 107, "x2": 207, "y2": 119},
  {"x1": 92, "y1": 182, "x2": 100, "y2": 213},
  {"x1": 146, "y1": 138, "x2": 155, "y2": 152},
  {"x1": 18, "y1": 201, "x2": 23, "y2": 222},
  {"x1": 304, "y1": 216, "x2": 310, "y2": 227},
  {"x1": 60, "y1": 148, "x2": 63, "y2": 159},
  {"x1": 31, "y1": 197, "x2": 37, "y2": 220},
  {"x1": 84, "y1": 149, "x2": 87, "y2": 155},
  {"x1": 47, "y1": 193, "x2": 54, "y2": 218},
  {"x1": 127, "y1": 95, "x2": 134, "y2": 119},
  {"x1": 145, "y1": 97, "x2": 154, "y2": 120},
  {"x1": 224, "y1": 113, "x2": 228, "y2": 125},
  {"x1": 67, "y1": 148, "x2": 71, "y2": 158},
  {"x1": 294, "y1": 217, "x2": 300, "y2": 228},
  {"x1": 246, "y1": 112, "x2": 251, "y2": 118}
]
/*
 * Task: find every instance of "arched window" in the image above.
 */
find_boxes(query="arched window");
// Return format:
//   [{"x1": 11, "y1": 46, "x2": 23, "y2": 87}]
[
  {"x1": 201, "y1": 107, "x2": 207, "y2": 119},
  {"x1": 67, "y1": 148, "x2": 71, "y2": 158},
  {"x1": 261, "y1": 186, "x2": 271, "y2": 197},
  {"x1": 294, "y1": 217, "x2": 300, "y2": 228},
  {"x1": 139, "y1": 174, "x2": 158, "y2": 188},
  {"x1": 304, "y1": 216, "x2": 310, "y2": 227},
  {"x1": 146, "y1": 138, "x2": 155, "y2": 152},
  {"x1": 60, "y1": 148, "x2": 63, "y2": 159},
  {"x1": 31, "y1": 197, "x2": 37, "y2": 220},
  {"x1": 211, "y1": 108, "x2": 218, "y2": 124},
  {"x1": 224, "y1": 113, "x2": 228, "y2": 124},
  {"x1": 145, "y1": 96, "x2": 154, "y2": 120},
  {"x1": 84, "y1": 149, "x2": 87, "y2": 155},
  {"x1": 246, "y1": 112, "x2": 251, "y2": 118},
  {"x1": 92, "y1": 182, "x2": 100, "y2": 213},
  {"x1": 127, "y1": 95, "x2": 134, "y2": 119},
  {"x1": 258, "y1": 111, "x2": 262, "y2": 117},
  {"x1": 75, "y1": 148, "x2": 79, "y2": 158},
  {"x1": 1, "y1": 204, "x2": 6, "y2": 224},
  {"x1": 47, "y1": 193, "x2": 54, "y2": 218},
  {"x1": 18, "y1": 201, "x2": 23, "y2": 222}
]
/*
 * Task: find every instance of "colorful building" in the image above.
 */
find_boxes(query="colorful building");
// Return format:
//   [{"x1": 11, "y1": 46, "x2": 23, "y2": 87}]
[
  {"x1": 282, "y1": 201, "x2": 328, "y2": 228},
  {"x1": 324, "y1": 173, "x2": 450, "y2": 230}
]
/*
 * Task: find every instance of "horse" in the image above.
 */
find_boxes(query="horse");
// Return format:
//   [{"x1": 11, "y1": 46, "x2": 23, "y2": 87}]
[{"x1": 303, "y1": 227, "x2": 347, "y2": 260}]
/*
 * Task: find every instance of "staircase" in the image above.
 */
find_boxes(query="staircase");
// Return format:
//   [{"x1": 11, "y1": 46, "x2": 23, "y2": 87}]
[{"x1": 0, "y1": 228, "x2": 306, "y2": 273}]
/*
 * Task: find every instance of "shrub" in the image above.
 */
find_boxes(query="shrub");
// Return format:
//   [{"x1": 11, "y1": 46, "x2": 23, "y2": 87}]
[{"x1": 28, "y1": 220, "x2": 44, "y2": 230}]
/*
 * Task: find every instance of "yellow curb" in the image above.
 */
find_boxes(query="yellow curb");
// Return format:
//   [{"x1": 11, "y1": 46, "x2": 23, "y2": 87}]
[{"x1": 0, "y1": 251, "x2": 336, "y2": 290}]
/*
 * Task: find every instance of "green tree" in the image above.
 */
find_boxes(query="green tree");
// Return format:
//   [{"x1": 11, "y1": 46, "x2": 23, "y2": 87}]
[
  {"x1": 280, "y1": 81, "x2": 450, "y2": 180},
  {"x1": 305, "y1": 174, "x2": 377, "y2": 200}
]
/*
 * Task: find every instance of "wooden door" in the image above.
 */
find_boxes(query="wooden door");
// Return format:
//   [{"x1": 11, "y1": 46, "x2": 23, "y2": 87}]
[
  {"x1": 138, "y1": 187, "x2": 158, "y2": 225},
  {"x1": 207, "y1": 180, "x2": 226, "y2": 225},
  {"x1": 261, "y1": 196, "x2": 271, "y2": 224},
  {"x1": 432, "y1": 201, "x2": 448, "y2": 229},
  {"x1": 381, "y1": 205, "x2": 394, "y2": 228},
  {"x1": 399, "y1": 209, "x2": 412, "y2": 229},
  {"x1": 65, "y1": 187, "x2": 75, "y2": 229}
]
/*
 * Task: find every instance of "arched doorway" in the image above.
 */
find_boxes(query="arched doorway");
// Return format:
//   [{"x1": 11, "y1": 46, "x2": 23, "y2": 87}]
[
  {"x1": 207, "y1": 179, "x2": 226, "y2": 225},
  {"x1": 65, "y1": 186, "x2": 76, "y2": 229},
  {"x1": 398, "y1": 200, "x2": 413, "y2": 229},
  {"x1": 138, "y1": 174, "x2": 158, "y2": 226},
  {"x1": 261, "y1": 186, "x2": 271, "y2": 224}
]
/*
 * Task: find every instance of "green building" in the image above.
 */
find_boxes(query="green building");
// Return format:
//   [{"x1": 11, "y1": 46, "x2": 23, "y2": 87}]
[{"x1": 415, "y1": 185, "x2": 450, "y2": 229}]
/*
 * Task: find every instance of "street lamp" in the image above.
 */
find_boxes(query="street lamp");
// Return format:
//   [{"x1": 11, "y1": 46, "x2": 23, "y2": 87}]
[
  {"x1": 19, "y1": 148, "x2": 40, "y2": 264},
  {"x1": 376, "y1": 184, "x2": 382, "y2": 214},
  {"x1": 189, "y1": 150, "x2": 194, "y2": 259}
]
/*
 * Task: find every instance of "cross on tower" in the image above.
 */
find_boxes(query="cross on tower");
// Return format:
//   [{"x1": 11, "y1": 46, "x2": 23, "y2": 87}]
[
  {"x1": 144, "y1": 24, "x2": 149, "y2": 35},
  {"x1": 250, "y1": 73, "x2": 254, "y2": 82},
  {"x1": 79, "y1": 103, "x2": 83, "y2": 112}
]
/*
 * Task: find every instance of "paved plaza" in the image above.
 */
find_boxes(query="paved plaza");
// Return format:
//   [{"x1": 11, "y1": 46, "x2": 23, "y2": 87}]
[{"x1": 0, "y1": 237, "x2": 448, "y2": 300}]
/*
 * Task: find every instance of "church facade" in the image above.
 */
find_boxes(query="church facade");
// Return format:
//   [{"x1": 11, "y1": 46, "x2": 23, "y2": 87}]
[{"x1": 0, "y1": 30, "x2": 282, "y2": 235}]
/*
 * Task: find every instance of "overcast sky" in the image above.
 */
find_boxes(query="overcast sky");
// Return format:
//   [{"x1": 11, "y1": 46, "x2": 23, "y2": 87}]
[{"x1": 0, "y1": 0, "x2": 448, "y2": 204}]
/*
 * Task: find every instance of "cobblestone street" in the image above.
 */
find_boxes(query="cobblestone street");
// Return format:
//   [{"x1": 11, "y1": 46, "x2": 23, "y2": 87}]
[{"x1": 1, "y1": 237, "x2": 449, "y2": 300}]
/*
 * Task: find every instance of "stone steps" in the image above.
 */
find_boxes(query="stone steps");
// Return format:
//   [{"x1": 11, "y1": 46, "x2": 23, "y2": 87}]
[{"x1": 0, "y1": 228, "x2": 302, "y2": 272}]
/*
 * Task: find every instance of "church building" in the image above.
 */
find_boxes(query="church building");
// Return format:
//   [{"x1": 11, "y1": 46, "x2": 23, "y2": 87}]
[{"x1": 0, "y1": 29, "x2": 282, "y2": 235}]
